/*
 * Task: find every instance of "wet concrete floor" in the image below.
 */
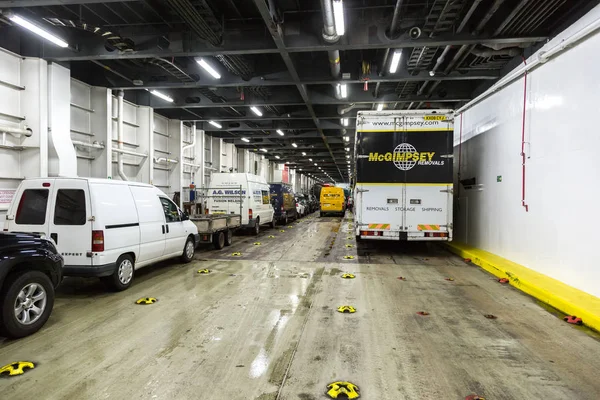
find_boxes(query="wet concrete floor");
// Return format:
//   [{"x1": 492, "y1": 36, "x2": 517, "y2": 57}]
[{"x1": 1, "y1": 212, "x2": 600, "y2": 399}]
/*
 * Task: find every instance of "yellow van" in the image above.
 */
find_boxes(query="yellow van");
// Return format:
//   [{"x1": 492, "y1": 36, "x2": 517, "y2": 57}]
[{"x1": 320, "y1": 186, "x2": 346, "y2": 217}]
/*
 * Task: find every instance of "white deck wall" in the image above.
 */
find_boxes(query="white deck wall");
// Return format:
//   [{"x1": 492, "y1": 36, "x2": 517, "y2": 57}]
[{"x1": 454, "y1": 5, "x2": 600, "y2": 297}]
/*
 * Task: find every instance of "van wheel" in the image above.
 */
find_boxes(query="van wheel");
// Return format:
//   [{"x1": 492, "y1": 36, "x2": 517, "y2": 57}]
[
  {"x1": 254, "y1": 218, "x2": 260, "y2": 235},
  {"x1": 213, "y1": 231, "x2": 225, "y2": 250},
  {"x1": 283, "y1": 215, "x2": 288, "y2": 225},
  {"x1": 0, "y1": 271, "x2": 55, "y2": 339},
  {"x1": 320, "y1": 212, "x2": 324, "y2": 217},
  {"x1": 181, "y1": 236, "x2": 195, "y2": 263},
  {"x1": 103, "y1": 255, "x2": 134, "y2": 292},
  {"x1": 224, "y1": 229, "x2": 233, "y2": 246},
  {"x1": 269, "y1": 219, "x2": 276, "y2": 229}
]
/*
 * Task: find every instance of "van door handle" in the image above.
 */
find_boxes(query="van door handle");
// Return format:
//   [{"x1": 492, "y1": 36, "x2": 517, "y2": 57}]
[
  {"x1": 166, "y1": 225, "x2": 169, "y2": 233},
  {"x1": 50, "y1": 233, "x2": 58, "y2": 244},
  {"x1": 162, "y1": 225, "x2": 165, "y2": 234}
]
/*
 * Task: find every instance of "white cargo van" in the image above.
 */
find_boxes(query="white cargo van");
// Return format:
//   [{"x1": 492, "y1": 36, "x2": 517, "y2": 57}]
[
  {"x1": 207, "y1": 173, "x2": 275, "y2": 235},
  {"x1": 3, "y1": 178, "x2": 199, "y2": 290}
]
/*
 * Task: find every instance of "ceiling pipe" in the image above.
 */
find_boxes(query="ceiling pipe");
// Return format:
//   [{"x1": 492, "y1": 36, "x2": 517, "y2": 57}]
[
  {"x1": 320, "y1": 0, "x2": 343, "y2": 98},
  {"x1": 470, "y1": 47, "x2": 522, "y2": 58},
  {"x1": 72, "y1": 140, "x2": 104, "y2": 150},
  {"x1": 419, "y1": 0, "x2": 483, "y2": 96},
  {"x1": 388, "y1": 0, "x2": 406, "y2": 39},
  {"x1": 116, "y1": 90, "x2": 128, "y2": 181},
  {"x1": 0, "y1": 124, "x2": 32, "y2": 137},
  {"x1": 154, "y1": 157, "x2": 179, "y2": 164}
]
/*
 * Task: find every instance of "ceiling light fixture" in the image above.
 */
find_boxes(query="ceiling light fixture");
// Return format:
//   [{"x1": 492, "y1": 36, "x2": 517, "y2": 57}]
[
  {"x1": 314, "y1": 163, "x2": 318, "y2": 166},
  {"x1": 339, "y1": 83, "x2": 348, "y2": 98},
  {"x1": 150, "y1": 90, "x2": 174, "y2": 103},
  {"x1": 377, "y1": 103, "x2": 384, "y2": 111},
  {"x1": 345, "y1": 147, "x2": 350, "y2": 152},
  {"x1": 208, "y1": 120, "x2": 222, "y2": 129},
  {"x1": 250, "y1": 106, "x2": 263, "y2": 116},
  {"x1": 8, "y1": 14, "x2": 69, "y2": 48},
  {"x1": 333, "y1": 0, "x2": 345, "y2": 36},
  {"x1": 275, "y1": 155, "x2": 280, "y2": 159},
  {"x1": 292, "y1": 143, "x2": 298, "y2": 148},
  {"x1": 260, "y1": 148, "x2": 268, "y2": 152},
  {"x1": 241, "y1": 138, "x2": 250, "y2": 143},
  {"x1": 302, "y1": 152, "x2": 307, "y2": 156},
  {"x1": 341, "y1": 118, "x2": 348, "y2": 126},
  {"x1": 346, "y1": 155, "x2": 350, "y2": 158},
  {"x1": 196, "y1": 58, "x2": 221, "y2": 79},
  {"x1": 309, "y1": 158, "x2": 313, "y2": 161},
  {"x1": 389, "y1": 50, "x2": 402, "y2": 74},
  {"x1": 344, "y1": 136, "x2": 349, "y2": 142},
  {"x1": 276, "y1": 129, "x2": 284, "y2": 136}
]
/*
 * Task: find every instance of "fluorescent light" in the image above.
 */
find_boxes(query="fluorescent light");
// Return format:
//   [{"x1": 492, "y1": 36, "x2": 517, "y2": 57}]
[
  {"x1": 314, "y1": 163, "x2": 318, "y2": 166},
  {"x1": 339, "y1": 83, "x2": 348, "y2": 98},
  {"x1": 344, "y1": 136, "x2": 349, "y2": 142},
  {"x1": 260, "y1": 148, "x2": 268, "y2": 152},
  {"x1": 333, "y1": 0, "x2": 345, "y2": 36},
  {"x1": 241, "y1": 137, "x2": 250, "y2": 143},
  {"x1": 377, "y1": 103, "x2": 384, "y2": 111},
  {"x1": 292, "y1": 143, "x2": 298, "y2": 148},
  {"x1": 341, "y1": 118, "x2": 348, "y2": 126},
  {"x1": 250, "y1": 106, "x2": 263, "y2": 116},
  {"x1": 9, "y1": 15, "x2": 69, "y2": 48},
  {"x1": 276, "y1": 129, "x2": 284, "y2": 136},
  {"x1": 208, "y1": 120, "x2": 222, "y2": 129},
  {"x1": 347, "y1": 160, "x2": 350, "y2": 164},
  {"x1": 389, "y1": 51, "x2": 402, "y2": 74},
  {"x1": 309, "y1": 158, "x2": 313, "y2": 161},
  {"x1": 302, "y1": 152, "x2": 307, "y2": 156},
  {"x1": 345, "y1": 147, "x2": 350, "y2": 152},
  {"x1": 346, "y1": 155, "x2": 350, "y2": 158},
  {"x1": 150, "y1": 90, "x2": 174, "y2": 103},
  {"x1": 197, "y1": 58, "x2": 221, "y2": 79},
  {"x1": 275, "y1": 155, "x2": 281, "y2": 159}
]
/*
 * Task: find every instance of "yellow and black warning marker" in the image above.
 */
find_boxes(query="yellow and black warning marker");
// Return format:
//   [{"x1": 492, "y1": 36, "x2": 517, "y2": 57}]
[
  {"x1": 197, "y1": 269, "x2": 211, "y2": 274},
  {"x1": 288, "y1": 225, "x2": 293, "y2": 228},
  {"x1": 337, "y1": 305, "x2": 356, "y2": 313},
  {"x1": 232, "y1": 252, "x2": 242, "y2": 257},
  {"x1": 343, "y1": 255, "x2": 355, "y2": 260},
  {"x1": 0, "y1": 361, "x2": 35, "y2": 376},
  {"x1": 326, "y1": 381, "x2": 360, "y2": 399},
  {"x1": 280, "y1": 229, "x2": 285, "y2": 233},
  {"x1": 136, "y1": 297, "x2": 157, "y2": 305},
  {"x1": 345, "y1": 244, "x2": 354, "y2": 248},
  {"x1": 346, "y1": 236, "x2": 353, "y2": 240},
  {"x1": 253, "y1": 242, "x2": 261, "y2": 246},
  {"x1": 416, "y1": 311, "x2": 430, "y2": 316},
  {"x1": 341, "y1": 273, "x2": 355, "y2": 279},
  {"x1": 445, "y1": 277, "x2": 455, "y2": 281},
  {"x1": 268, "y1": 235, "x2": 275, "y2": 238}
]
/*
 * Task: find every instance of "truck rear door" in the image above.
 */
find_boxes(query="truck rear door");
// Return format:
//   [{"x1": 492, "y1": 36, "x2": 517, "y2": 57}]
[{"x1": 401, "y1": 115, "x2": 453, "y2": 239}]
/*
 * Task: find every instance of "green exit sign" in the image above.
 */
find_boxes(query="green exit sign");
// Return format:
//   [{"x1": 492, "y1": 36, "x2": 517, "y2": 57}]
[{"x1": 497, "y1": 175, "x2": 502, "y2": 182}]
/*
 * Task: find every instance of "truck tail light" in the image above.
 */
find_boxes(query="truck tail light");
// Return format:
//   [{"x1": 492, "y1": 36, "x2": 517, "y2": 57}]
[
  {"x1": 92, "y1": 230, "x2": 104, "y2": 252},
  {"x1": 249, "y1": 209, "x2": 253, "y2": 219},
  {"x1": 281, "y1": 205, "x2": 284, "y2": 211},
  {"x1": 425, "y1": 232, "x2": 448, "y2": 238},
  {"x1": 360, "y1": 230, "x2": 383, "y2": 236}
]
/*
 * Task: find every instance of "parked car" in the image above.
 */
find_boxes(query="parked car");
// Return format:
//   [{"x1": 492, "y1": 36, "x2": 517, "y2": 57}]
[
  {"x1": 296, "y1": 198, "x2": 306, "y2": 218},
  {"x1": 347, "y1": 195, "x2": 354, "y2": 212},
  {"x1": 0, "y1": 232, "x2": 63, "y2": 338},
  {"x1": 207, "y1": 173, "x2": 275, "y2": 235},
  {"x1": 4, "y1": 178, "x2": 199, "y2": 291},
  {"x1": 320, "y1": 186, "x2": 346, "y2": 217},
  {"x1": 308, "y1": 194, "x2": 319, "y2": 212},
  {"x1": 298, "y1": 195, "x2": 312, "y2": 214},
  {"x1": 269, "y1": 182, "x2": 297, "y2": 225}
]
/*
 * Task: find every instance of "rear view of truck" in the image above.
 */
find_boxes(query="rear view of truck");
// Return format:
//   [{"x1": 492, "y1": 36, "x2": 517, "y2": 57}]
[{"x1": 354, "y1": 110, "x2": 454, "y2": 241}]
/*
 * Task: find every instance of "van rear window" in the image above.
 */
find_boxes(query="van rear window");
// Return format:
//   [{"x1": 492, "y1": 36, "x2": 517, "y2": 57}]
[
  {"x1": 54, "y1": 189, "x2": 86, "y2": 225},
  {"x1": 16, "y1": 189, "x2": 49, "y2": 225}
]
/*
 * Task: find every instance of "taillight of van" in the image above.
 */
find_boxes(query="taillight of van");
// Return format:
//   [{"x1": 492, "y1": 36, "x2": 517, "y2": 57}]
[
  {"x1": 280, "y1": 205, "x2": 284, "y2": 211},
  {"x1": 249, "y1": 209, "x2": 253, "y2": 219},
  {"x1": 92, "y1": 230, "x2": 105, "y2": 252}
]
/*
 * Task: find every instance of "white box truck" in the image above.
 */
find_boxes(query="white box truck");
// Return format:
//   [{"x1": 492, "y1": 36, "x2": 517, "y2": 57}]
[{"x1": 353, "y1": 110, "x2": 454, "y2": 241}]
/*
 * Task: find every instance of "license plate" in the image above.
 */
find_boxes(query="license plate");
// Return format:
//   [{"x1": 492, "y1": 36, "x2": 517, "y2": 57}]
[{"x1": 324, "y1": 204, "x2": 331, "y2": 207}]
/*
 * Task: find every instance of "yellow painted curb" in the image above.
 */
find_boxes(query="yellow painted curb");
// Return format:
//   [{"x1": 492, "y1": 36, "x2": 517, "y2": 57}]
[{"x1": 446, "y1": 242, "x2": 600, "y2": 332}]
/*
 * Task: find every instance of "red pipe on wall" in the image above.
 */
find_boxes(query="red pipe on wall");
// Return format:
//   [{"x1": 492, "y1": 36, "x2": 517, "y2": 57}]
[{"x1": 521, "y1": 57, "x2": 529, "y2": 212}]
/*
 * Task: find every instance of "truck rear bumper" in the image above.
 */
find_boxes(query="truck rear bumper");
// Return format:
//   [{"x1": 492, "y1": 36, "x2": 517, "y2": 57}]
[{"x1": 358, "y1": 229, "x2": 452, "y2": 241}]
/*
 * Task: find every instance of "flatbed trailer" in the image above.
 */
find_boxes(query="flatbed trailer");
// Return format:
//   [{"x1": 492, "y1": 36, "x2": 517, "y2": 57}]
[{"x1": 191, "y1": 214, "x2": 241, "y2": 249}]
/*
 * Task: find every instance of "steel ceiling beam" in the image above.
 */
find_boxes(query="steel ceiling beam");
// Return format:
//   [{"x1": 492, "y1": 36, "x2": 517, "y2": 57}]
[
  {"x1": 112, "y1": 69, "x2": 498, "y2": 90},
  {"x1": 0, "y1": 0, "x2": 136, "y2": 5}
]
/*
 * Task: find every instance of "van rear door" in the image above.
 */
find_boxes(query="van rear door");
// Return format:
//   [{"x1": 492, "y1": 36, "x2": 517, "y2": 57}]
[
  {"x1": 49, "y1": 179, "x2": 93, "y2": 267},
  {"x1": 5, "y1": 179, "x2": 55, "y2": 237}
]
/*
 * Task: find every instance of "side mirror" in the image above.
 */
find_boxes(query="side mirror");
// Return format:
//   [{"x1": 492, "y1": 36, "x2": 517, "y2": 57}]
[{"x1": 181, "y1": 211, "x2": 190, "y2": 221}]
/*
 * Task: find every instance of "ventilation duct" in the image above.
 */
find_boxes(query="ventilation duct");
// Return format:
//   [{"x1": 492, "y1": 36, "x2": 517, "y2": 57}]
[
  {"x1": 470, "y1": 47, "x2": 522, "y2": 58},
  {"x1": 44, "y1": 18, "x2": 134, "y2": 52}
]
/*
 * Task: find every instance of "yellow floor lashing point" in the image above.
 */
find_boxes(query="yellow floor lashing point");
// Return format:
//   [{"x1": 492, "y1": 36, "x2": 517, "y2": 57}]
[
  {"x1": 343, "y1": 255, "x2": 355, "y2": 260},
  {"x1": 0, "y1": 361, "x2": 35, "y2": 376},
  {"x1": 268, "y1": 235, "x2": 275, "y2": 238},
  {"x1": 232, "y1": 252, "x2": 242, "y2": 256},
  {"x1": 197, "y1": 269, "x2": 211, "y2": 274},
  {"x1": 280, "y1": 230, "x2": 285, "y2": 233},
  {"x1": 136, "y1": 297, "x2": 158, "y2": 305},
  {"x1": 345, "y1": 244, "x2": 354, "y2": 248},
  {"x1": 341, "y1": 273, "x2": 355, "y2": 279},
  {"x1": 326, "y1": 381, "x2": 360, "y2": 399},
  {"x1": 254, "y1": 242, "x2": 261, "y2": 245},
  {"x1": 337, "y1": 305, "x2": 356, "y2": 313}
]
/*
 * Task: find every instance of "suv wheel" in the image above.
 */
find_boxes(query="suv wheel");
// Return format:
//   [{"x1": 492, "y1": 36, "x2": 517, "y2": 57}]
[
  {"x1": 181, "y1": 236, "x2": 195, "y2": 263},
  {"x1": 102, "y1": 254, "x2": 134, "y2": 291},
  {"x1": 0, "y1": 271, "x2": 55, "y2": 339}
]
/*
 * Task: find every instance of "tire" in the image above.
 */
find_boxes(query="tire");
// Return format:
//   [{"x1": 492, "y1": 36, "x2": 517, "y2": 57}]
[
  {"x1": 180, "y1": 236, "x2": 195, "y2": 262},
  {"x1": 102, "y1": 254, "x2": 135, "y2": 291},
  {"x1": 320, "y1": 212, "x2": 324, "y2": 217},
  {"x1": 283, "y1": 215, "x2": 288, "y2": 225},
  {"x1": 213, "y1": 231, "x2": 225, "y2": 250},
  {"x1": 254, "y1": 218, "x2": 260, "y2": 235},
  {"x1": 356, "y1": 235, "x2": 363, "y2": 242},
  {"x1": 269, "y1": 219, "x2": 276, "y2": 229},
  {"x1": 224, "y1": 229, "x2": 233, "y2": 246},
  {"x1": 0, "y1": 271, "x2": 55, "y2": 339}
]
